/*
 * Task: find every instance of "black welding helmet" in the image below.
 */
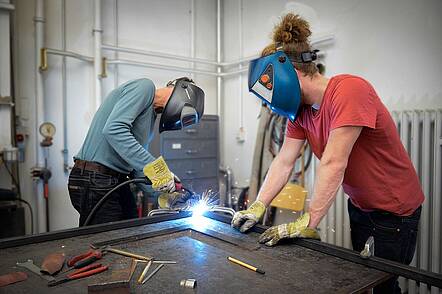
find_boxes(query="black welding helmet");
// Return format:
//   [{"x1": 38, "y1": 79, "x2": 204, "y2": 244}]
[{"x1": 159, "y1": 77, "x2": 205, "y2": 133}]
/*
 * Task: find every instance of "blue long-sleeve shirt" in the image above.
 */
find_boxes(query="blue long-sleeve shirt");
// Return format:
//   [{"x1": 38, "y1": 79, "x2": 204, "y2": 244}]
[{"x1": 75, "y1": 78, "x2": 157, "y2": 176}]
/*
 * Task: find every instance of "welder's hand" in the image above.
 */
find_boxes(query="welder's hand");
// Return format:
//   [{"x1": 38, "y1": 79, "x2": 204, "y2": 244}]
[
  {"x1": 158, "y1": 190, "x2": 191, "y2": 209},
  {"x1": 258, "y1": 213, "x2": 320, "y2": 247},
  {"x1": 231, "y1": 200, "x2": 266, "y2": 233},
  {"x1": 143, "y1": 157, "x2": 179, "y2": 193},
  {"x1": 154, "y1": 172, "x2": 180, "y2": 193}
]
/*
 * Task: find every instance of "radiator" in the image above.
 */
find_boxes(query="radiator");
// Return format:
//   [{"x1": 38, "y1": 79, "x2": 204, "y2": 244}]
[{"x1": 316, "y1": 109, "x2": 442, "y2": 293}]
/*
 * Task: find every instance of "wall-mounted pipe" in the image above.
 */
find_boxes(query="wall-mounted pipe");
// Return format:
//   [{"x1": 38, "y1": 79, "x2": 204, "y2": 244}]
[
  {"x1": 102, "y1": 44, "x2": 220, "y2": 67},
  {"x1": 0, "y1": 2, "x2": 14, "y2": 11},
  {"x1": 189, "y1": 0, "x2": 195, "y2": 79},
  {"x1": 34, "y1": 0, "x2": 47, "y2": 233},
  {"x1": 93, "y1": 0, "x2": 102, "y2": 110},
  {"x1": 46, "y1": 48, "x2": 93, "y2": 62},
  {"x1": 216, "y1": 0, "x2": 223, "y2": 164},
  {"x1": 101, "y1": 35, "x2": 334, "y2": 70},
  {"x1": 238, "y1": 0, "x2": 243, "y2": 129},
  {"x1": 61, "y1": 0, "x2": 69, "y2": 173},
  {"x1": 106, "y1": 59, "x2": 218, "y2": 76},
  {"x1": 113, "y1": 0, "x2": 119, "y2": 88}
]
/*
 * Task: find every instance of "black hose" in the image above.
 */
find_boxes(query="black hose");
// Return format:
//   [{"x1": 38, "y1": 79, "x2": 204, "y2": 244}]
[{"x1": 83, "y1": 178, "x2": 150, "y2": 226}]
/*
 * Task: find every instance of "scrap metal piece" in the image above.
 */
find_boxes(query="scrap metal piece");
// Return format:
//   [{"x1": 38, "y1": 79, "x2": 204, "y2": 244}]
[
  {"x1": 137, "y1": 260, "x2": 152, "y2": 284},
  {"x1": 16, "y1": 259, "x2": 55, "y2": 282},
  {"x1": 136, "y1": 260, "x2": 177, "y2": 265},
  {"x1": 128, "y1": 259, "x2": 138, "y2": 283},
  {"x1": 141, "y1": 263, "x2": 164, "y2": 284},
  {"x1": 88, "y1": 281, "x2": 130, "y2": 294},
  {"x1": 180, "y1": 278, "x2": 197, "y2": 288},
  {"x1": 360, "y1": 236, "x2": 374, "y2": 259},
  {"x1": 40, "y1": 252, "x2": 66, "y2": 275},
  {"x1": 0, "y1": 272, "x2": 28, "y2": 287},
  {"x1": 104, "y1": 247, "x2": 151, "y2": 261}
]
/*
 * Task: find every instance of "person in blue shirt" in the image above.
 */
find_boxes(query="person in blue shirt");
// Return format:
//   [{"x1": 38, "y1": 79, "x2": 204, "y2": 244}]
[{"x1": 68, "y1": 77, "x2": 204, "y2": 226}]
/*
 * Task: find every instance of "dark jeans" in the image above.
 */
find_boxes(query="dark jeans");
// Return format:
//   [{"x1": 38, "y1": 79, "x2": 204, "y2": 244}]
[
  {"x1": 68, "y1": 167, "x2": 137, "y2": 226},
  {"x1": 348, "y1": 199, "x2": 421, "y2": 294}
]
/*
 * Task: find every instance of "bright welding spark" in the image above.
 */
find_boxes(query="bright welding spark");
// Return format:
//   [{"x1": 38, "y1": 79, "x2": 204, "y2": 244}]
[{"x1": 191, "y1": 201, "x2": 210, "y2": 217}]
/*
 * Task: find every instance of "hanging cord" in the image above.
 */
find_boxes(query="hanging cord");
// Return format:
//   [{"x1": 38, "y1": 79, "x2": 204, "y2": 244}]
[{"x1": 83, "y1": 178, "x2": 151, "y2": 226}]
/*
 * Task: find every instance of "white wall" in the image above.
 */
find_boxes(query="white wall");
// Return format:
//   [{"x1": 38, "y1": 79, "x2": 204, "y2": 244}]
[
  {"x1": 221, "y1": 0, "x2": 442, "y2": 196},
  {"x1": 14, "y1": 0, "x2": 217, "y2": 232},
  {"x1": 12, "y1": 0, "x2": 442, "y2": 232}
]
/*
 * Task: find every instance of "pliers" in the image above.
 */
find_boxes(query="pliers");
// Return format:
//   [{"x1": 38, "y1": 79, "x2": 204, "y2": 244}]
[
  {"x1": 48, "y1": 263, "x2": 108, "y2": 287},
  {"x1": 61, "y1": 249, "x2": 104, "y2": 274}
]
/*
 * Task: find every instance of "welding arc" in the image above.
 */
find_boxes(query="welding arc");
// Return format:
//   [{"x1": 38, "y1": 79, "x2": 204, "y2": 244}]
[{"x1": 83, "y1": 178, "x2": 151, "y2": 226}]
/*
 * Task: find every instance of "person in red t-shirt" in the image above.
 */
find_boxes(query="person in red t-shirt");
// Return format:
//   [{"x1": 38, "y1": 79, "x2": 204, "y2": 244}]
[{"x1": 231, "y1": 13, "x2": 423, "y2": 294}]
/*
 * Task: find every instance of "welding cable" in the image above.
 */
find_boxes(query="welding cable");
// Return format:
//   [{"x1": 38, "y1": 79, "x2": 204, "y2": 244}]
[{"x1": 83, "y1": 178, "x2": 151, "y2": 226}]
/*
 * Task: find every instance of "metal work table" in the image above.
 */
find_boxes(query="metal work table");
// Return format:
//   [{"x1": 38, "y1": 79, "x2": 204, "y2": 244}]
[{"x1": 0, "y1": 213, "x2": 389, "y2": 293}]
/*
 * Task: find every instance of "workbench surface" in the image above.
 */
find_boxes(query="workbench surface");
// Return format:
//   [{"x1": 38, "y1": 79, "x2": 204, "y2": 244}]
[{"x1": 0, "y1": 214, "x2": 388, "y2": 293}]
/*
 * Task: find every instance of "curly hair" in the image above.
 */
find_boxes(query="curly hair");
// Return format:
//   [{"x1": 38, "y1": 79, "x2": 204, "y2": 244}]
[{"x1": 261, "y1": 13, "x2": 318, "y2": 77}]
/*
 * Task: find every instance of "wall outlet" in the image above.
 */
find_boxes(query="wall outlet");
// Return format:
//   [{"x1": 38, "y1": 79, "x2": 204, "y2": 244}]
[{"x1": 236, "y1": 127, "x2": 246, "y2": 143}]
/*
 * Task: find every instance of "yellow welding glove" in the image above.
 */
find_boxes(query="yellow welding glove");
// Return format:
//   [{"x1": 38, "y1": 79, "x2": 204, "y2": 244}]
[
  {"x1": 258, "y1": 213, "x2": 320, "y2": 247},
  {"x1": 143, "y1": 157, "x2": 179, "y2": 193},
  {"x1": 231, "y1": 200, "x2": 266, "y2": 233},
  {"x1": 158, "y1": 192, "x2": 192, "y2": 210}
]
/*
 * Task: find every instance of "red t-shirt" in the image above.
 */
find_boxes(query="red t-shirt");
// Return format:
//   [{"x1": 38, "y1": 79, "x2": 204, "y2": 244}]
[{"x1": 286, "y1": 74, "x2": 424, "y2": 216}]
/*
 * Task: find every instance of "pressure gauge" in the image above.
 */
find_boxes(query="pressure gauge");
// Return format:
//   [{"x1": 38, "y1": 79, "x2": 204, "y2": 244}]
[{"x1": 39, "y1": 122, "x2": 56, "y2": 138}]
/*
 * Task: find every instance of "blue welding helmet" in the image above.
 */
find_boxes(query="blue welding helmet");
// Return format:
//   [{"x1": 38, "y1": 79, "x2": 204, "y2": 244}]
[{"x1": 248, "y1": 51, "x2": 301, "y2": 122}]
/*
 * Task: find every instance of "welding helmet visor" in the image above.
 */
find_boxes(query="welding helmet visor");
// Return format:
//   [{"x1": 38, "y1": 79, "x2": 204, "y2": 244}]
[
  {"x1": 248, "y1": 51, "x2": 301, "y2": 122},
  {"x1": 159, "y1": 77, "x2": 205, "y2": 133}
]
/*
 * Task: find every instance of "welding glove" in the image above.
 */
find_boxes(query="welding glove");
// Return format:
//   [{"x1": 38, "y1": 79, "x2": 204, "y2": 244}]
[
  {"x1": 158, "y1": 191, "x2": 193, "y2": 210},
  {"x1": 258, "y1": 213, "x2": 320, "y2": 247},
  {"x1": 231, "y1": 200, "x2": 266, "y2": 233},
  {"x1": 143, "y1": 156, "x2": 181, "y2": 193}
]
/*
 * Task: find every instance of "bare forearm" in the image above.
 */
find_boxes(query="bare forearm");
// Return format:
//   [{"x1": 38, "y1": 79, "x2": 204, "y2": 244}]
[
  {"x1": 257, "y1": 156, "x2": 293, "y2": 206},
  {"x1": 308, "y1": 160, "x2": 346, "y2": 228}
]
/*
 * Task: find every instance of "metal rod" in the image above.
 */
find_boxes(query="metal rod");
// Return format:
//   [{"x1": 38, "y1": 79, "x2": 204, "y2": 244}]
[
  {"x1": 141, "y1": 263, "x2": 164, "y2": 284},
  {"x1": 128, "y1": 259, "x2": 137, "y2": 283},
  {"x1": 137, "y1": 260, "x2": 152, "y2": 284},
  {"x1": 106, "y1": 248, "x2": 151, "y2": 261}
]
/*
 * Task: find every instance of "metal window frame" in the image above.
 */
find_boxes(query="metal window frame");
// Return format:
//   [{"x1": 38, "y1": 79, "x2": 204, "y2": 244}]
[{"x1": 1, "y1": 212, "x2": 441, "y2": 288}]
